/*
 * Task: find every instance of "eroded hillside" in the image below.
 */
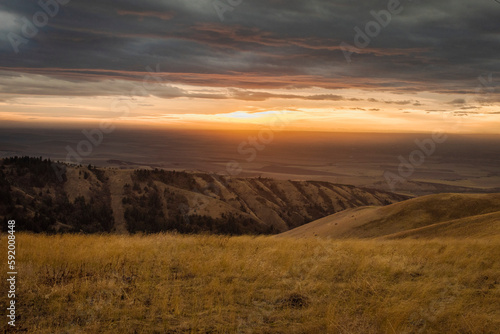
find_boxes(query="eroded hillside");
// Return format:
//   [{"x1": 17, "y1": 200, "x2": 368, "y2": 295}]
[{"x1": 0, "y1": 157, "x2": 408, "y2": 234}]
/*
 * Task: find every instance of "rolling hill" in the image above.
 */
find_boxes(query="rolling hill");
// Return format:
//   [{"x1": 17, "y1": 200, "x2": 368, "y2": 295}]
[
  {"x1": 279, "y1": 193, "x2": 500, "y2": 239},
  {"x1": 0, "y1": 156, "x2": 408, "y2": 234}
]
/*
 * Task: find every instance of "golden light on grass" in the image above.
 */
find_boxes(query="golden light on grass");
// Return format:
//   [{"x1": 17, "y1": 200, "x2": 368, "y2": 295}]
[{"x1": 3, "y1": 233, "x2": 499, "y2": 333}]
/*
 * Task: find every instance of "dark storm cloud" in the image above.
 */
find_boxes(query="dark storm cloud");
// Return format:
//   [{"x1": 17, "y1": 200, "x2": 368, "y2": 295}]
[{"x1": 0, "y1": 0, "x2": 499, "y2": 99}]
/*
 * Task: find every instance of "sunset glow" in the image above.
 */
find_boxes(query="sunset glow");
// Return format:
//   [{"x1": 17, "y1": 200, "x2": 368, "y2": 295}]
[{"x1": 0, "y1": 1, "x2": 498, "y2": 133}]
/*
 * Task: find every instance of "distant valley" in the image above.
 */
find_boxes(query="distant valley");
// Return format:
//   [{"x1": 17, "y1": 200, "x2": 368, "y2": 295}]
[{"x1": 2, "y1": 128, "x2": 500, "y2": 197}]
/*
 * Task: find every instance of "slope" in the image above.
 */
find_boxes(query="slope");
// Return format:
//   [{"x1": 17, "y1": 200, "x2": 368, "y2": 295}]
[
  {"x1": 279, "y1": 193, "x2": 500, "y2": 238},
  {"x1": 0, "y1": 157, "x2": 408, "y2": 234},
  {"x1": 381, "y1": 210, "x2": 500, "y2": 239}
]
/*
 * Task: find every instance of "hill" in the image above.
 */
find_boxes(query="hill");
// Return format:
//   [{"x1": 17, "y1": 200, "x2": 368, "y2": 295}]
[
  {"x1": 279, "y1": 193, "x2": 500, "y2": 239},
  {"x1": 381, "y1": 210, "x2": 500, "y2": 239},
  {"x1": 0, "y1": 156, "x2": 408, "y2": 234}
]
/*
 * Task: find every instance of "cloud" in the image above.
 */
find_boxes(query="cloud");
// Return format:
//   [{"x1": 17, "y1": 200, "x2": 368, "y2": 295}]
[
  {"x1": 116, "y1": 9, "x2": 174, "y2": 20},
  {"x1": 448, "y1": 98, "x2": 467, "y2": 105},
  {"x1": 0, "y1": 71, "x2": 368, "y2": 102},
  {"x1": 0, "y1": 0, "x2": 498, "y2": 102}
]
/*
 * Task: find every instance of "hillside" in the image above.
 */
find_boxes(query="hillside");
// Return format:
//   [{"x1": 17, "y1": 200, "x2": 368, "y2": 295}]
[
  {"x1": 0, "y1": 157, "x2": 408, "y2": 234},
  {"x1": 381, "y1": 210, "x2": 500, "y2": 239},
  {"x1": 279, "y1": 193, "x2": 500, "y2": 239}
]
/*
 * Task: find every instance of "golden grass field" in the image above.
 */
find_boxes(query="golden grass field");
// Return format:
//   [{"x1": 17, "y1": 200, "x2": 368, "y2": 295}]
[{"x1": 2, "y1": 233, "x2": 499, "y2": 333}]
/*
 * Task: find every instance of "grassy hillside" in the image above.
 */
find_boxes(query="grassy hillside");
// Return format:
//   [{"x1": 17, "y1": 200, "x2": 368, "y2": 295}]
[
  {"x1": 381, "y1": 211, "x2": 500, "y2": 240},
  {"x1": 1, "y1": 233, "x2": 499, "y2": 333},
  {"x1": 280, "y1": 193, "x2": 500, "y2": 239},
  {"x1": 0, "y1": 156, "x2": 408, "y2": 234}
]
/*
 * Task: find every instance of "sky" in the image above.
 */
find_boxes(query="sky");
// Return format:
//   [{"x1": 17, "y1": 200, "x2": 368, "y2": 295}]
[{"x1": 0, "y1": 0, "x2": 499, "y2": 133}]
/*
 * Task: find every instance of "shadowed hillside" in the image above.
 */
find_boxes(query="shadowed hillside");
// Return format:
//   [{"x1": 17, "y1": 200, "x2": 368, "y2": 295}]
[
  {"x1": 279, "y1": 193, "x2": 500, "y2": 239},
  {"x1": 0, "y1": 157, "x2": 408, "y2": 234}
]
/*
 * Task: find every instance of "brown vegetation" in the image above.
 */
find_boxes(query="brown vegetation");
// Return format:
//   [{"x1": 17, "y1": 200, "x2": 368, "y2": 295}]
[
  {"x1": 1, "y1": 233, "x2": 498, "y2": 333},
  {"x1": 279, "y1": 193, "x2": 500, "y2": 239}
]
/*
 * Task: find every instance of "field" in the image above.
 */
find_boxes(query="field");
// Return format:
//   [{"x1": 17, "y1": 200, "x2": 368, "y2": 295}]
[{"x1": 2, "y1": 233, "x2": 499, "y2": 333}]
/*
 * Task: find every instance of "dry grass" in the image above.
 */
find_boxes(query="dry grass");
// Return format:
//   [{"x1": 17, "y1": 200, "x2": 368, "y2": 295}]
[
  {"x1": 1, "y1": 233, "x2": 499, "y2": 333},
  {"x1": 280, "y1": 193, "x2": 500, "y2": 239}
]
